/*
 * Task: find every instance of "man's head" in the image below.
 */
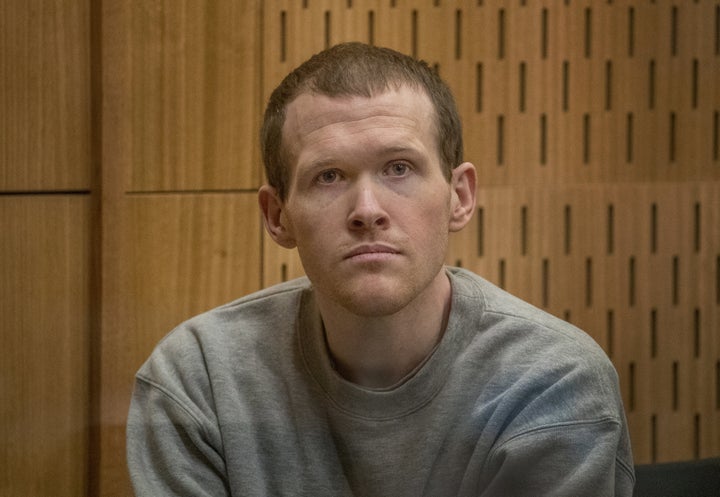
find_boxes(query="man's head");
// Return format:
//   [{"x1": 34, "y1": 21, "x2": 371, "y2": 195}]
[{"x1": 261, "y1": 42, "x2": 463, "y2": 200}]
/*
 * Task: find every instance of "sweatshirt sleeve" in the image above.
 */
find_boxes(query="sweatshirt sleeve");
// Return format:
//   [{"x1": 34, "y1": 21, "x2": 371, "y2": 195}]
[
  {"x1": 126, "y1": 374, "x2": 230, "y2": 497},
  {"x1": 480, "y1": 417, "x2": 635, "y2": 496}
]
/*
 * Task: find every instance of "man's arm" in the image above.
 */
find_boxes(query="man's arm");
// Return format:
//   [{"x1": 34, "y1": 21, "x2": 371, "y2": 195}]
[
  {"x1": 479, "y1": 416, "x2": 635, "y2": 496},
  {"x1": 126, "y1": 375, "x2": 229, "y2": 497}
]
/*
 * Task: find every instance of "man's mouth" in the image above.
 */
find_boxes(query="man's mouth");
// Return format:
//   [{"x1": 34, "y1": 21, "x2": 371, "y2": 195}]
[{"x1": 344, "y1": 244, "x2": 400, "y2": 260}]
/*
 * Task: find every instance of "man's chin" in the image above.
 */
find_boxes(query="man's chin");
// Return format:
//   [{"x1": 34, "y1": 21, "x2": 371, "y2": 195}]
[{"x1": 334, "y1": 280, "x2": 413, "y2": 317}]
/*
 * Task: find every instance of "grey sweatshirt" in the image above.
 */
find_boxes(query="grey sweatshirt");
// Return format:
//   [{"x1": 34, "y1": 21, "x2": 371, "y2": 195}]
[{"x1": 127, "y1": 267, "x2": 635, "y2": 496}]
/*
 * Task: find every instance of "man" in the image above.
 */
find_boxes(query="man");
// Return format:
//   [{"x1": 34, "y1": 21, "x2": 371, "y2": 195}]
[{"x1": 127, "y1": 42, "x2": 635, "y2": 496}]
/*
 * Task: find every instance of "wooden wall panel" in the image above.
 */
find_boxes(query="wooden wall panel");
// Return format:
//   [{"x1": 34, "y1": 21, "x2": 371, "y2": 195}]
[
  {"x1": 261, "y1": 0, "x2": 720, "y2": 466},
  {"x1": 126, "y1": 0, "x2": 262, "y2": 191},
  {"x1": 99, "y1": 191, "x2": 263, "y2": 497},
  {"x1": 99, "y1": 1, "x2": 264, "y2": 494},
  {"x1": 449, "y1": 182, "x2": 720, "y2": 463},
  {"x1": 0, "y1": 0, "x2": 91, "y2": 191},
  {"x1": 0, "y1": 196, "x2": 91, "y2": 496}
]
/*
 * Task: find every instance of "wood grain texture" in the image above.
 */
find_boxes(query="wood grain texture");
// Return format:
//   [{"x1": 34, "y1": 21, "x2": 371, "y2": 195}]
[
  {"x1": 90, "y1": 0, "x2": 720, "y2": 493},
  {"x1": 126, "y1": 0, "x2": 262, "y2": 192},
  {"x1": 98, "y1": 193, "x2": 262, "y2": 496},
  {"x1": 0, "y1": 195, "x2": 91, "y2": 496},
  {"x1": 0, "y1": 0, "x2": 91, "y2": 191}
]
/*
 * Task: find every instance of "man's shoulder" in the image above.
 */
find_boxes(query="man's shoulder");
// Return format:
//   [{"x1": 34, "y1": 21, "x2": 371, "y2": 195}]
[
  {"x1": 137, "y1": 277, "x2": 312, "y2": 379},
  {"x1": 448, "y1": 266, "x2": 609, "y2": 364},
  {"x1": 182, "y1": 276, "x2": 312, "y2": 332}
]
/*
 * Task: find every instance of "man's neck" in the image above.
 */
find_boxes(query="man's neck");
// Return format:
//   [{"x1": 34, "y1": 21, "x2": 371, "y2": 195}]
[{"x1": 316, "y1": 270, "x2": 452, "y2": 388}]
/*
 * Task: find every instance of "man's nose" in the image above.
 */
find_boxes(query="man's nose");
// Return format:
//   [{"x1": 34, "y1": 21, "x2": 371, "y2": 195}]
[{"x1": 347, "y1": 180, "x2": 389, "y2": 230}]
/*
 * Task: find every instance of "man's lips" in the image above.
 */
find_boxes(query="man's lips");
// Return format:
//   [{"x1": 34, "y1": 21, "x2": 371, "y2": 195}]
[{"x1": 344, "y1": 244, "x2": 400, "y2": 260}]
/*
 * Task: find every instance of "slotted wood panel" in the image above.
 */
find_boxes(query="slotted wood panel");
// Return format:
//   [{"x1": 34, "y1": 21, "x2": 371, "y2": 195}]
[
  {"x1": 0, "y1": 196, "x2": 91, "y2": 496},
  {"x1": 261, "y1": 0, "x2": 720, "y2": 466}
]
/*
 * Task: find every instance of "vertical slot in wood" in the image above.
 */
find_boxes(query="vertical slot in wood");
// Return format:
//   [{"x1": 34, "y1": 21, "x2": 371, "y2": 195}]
[
  {"x1": 541, "y1": 8, "x2": 549, "y2": 59},
  {"x1": 607, "y1": 310, "x2": 615, "y2": 358},
  {"x1": 671, "y1": 5, "x2": 678, "y2": 56},
  {"x1": 672, "y1": 361, "x2": 679, "y2": 410},
  {"x1": 717, "y1": 255, "x2": 720, "y2": 304},
  {"x1": 324, "y1": 11, "x2": 332, "y2": 49},
  {"x1": 628, "y1": 7, "x2": 635, "y2": 57},
  {"x1": 498, "y1": 258, "x2": 506, "y2": 289},
  {"x1": 668, "y1": 112, "x2": 677, "y2": 164},
  {"x1": 716, "y1": 360, "x2": 720, "y2": 409},
  {"x1": 629, "y1": 362, "x2": 636, "y2": 411},
  {"x1": 694, "y1": 308, "x2": 701, "y2": 359},
  {"x1": 651, "y1": 414, "x2": 658, "y2": 462},
  {"x1": 650, "y1": 203, "x2": 658, "y2": 253},
  {"x1": 455, "y1": 9, "x2": 462, "y2": 60},
  {"x1": 368, "y1": 10, "x2": 375, "y2": 45},
  {"x1": 629, "y1": 256, "x2": 636, "y2": 307},
  {"x1": 605, "y1": 61, "x2": 613, "y2": 110},
  {"x1": 713, "y1": 111, "x2": 719, "y2": 161},
  {"x1": 585, "y1": 257, "x2": 593, "y2": 307},
  {"x1": 520, "y1": 205, "x2": 528, "y2": 255},
  {"x1": 583, "y1": 114, "x2": 591, "y2": 164},
  {"x1": 411, "y1": 10, "x2": 418, "y2": 58},
  {"x1": 476, "y1": 63, "x2": 483, "y2": 113},
  {"x1": 607, "y1": 204, "x2": 615, "y2": 254},
  {"x1": 562, "y1": 61, "x2": 569, "y2": 111},
  {"x1": 280, "y1": 11, "x2": 287, "y2": 62},
  {"x1": 650, "y1": 308, "x2": 658, "y2": 358},
  {"x1": 498, "y1": 9, "x2": 505, "y2": 59},
  {"x1": 564, "y1": 204, "x2": 572, "y2": 254},
  {"x1": 694, "y1": 413, "x2": 701, "y2": 459},
  {"x1": 542, "y1": 258, "x2": 550, "y2": 308},
  {"x1": 477, "y1": 207, "x2": 484, "y2": 257},
  {"x1": 672, "y1": 255, "x2": 679, "y2": 305},
  {"x1": 497, "y1": 115, "x2": 505, "y2": 165},
  {"x1": 519, "y1": 62, "x2": 526, "y2": 112},
  {"x1": 694, "y1": 202, "x2": 701, "y2": 252},
  {"x1": 584, "y1": 8, "x2": 592, "y2": 58},
  {"x1": 626, "y1": 113, "x2": 634, "y2": 163},
  {"x1": 692, "y1": 59, "x2": 699, "y2": 109},
  {"x1": 716, "y1": 4, "x2": 720, "y2": 54},
  {"x1": 540, "y1": 114, "x2": 547, "y2": 165},
  {"x1": 648, "y1": 60, "x2": 656, "y2": 110}
]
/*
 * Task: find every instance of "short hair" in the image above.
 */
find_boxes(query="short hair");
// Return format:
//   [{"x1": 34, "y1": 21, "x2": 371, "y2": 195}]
[{"x1": 261, "y1": 42, "x2": 464, "y2": 200}]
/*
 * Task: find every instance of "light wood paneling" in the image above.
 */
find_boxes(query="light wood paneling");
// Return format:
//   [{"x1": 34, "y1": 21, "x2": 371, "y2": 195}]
[
  {"x1": 0, "y1": 0, "x2": 91, "y2": 191},
  {"x1": 448, "y1": 181, "x2": 720, "y2": 463},
  {"x1": 99, "y1": 2, "x2": 264, "y2": 493},
  {"x1": 99, "y1": 193, "x2": 262, "y2": 496},
  {"x1": 126, "y1": 0, "x2": 262, "y2": 192},
  {"x1": 0, "y1": 195, "x2": 91, "y2": 496},
  {"x1": 260, "y1": 0, "x2": 720, "y2": 465}
]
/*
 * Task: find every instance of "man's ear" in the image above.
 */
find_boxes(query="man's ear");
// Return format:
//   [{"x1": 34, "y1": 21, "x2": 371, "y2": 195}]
[
  {"x1": 448, "y1": 162, "x2": 477, "y2": 232},
  {"x1": 258, "y1": 185, "x2": 297, "y2": 249}
]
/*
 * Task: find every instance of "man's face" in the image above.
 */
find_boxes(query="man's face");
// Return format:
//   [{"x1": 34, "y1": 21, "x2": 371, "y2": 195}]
[{"x1": 272, "y1": 86, "x2": 462, "y2": 316}]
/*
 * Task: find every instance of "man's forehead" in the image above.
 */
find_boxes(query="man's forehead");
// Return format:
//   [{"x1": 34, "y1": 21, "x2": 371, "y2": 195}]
[{"x1": 282, "y1": 86, "x2": 434, "y2": 139}]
